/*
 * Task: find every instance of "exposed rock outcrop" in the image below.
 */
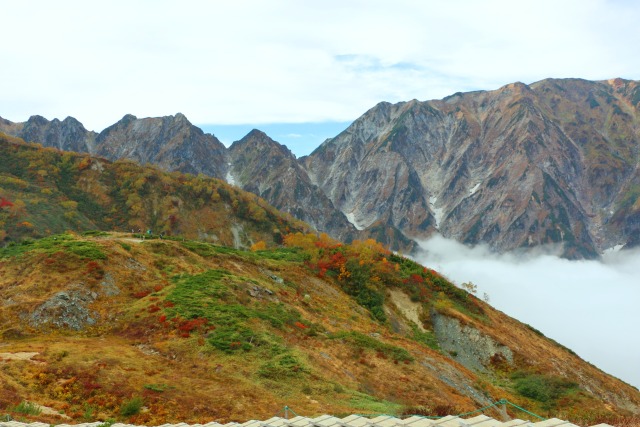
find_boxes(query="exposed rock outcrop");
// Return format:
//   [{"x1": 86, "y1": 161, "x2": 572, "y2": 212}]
[
  {"x1": 304, "y1": 78, "x2": 640, "y2": 258},
  {"x1": 431, "y1": 312, "x2": 514, "y2": 373},
  {"x1": 228, "y1": 129, "x2": 360, "y2": 242},
  {"x1": 29, "y1": 285, "x2": 98, "y2": 330},
  {"x1": 95, "y1": 113, "x2": 228, "y2": 178},
  {"x1": 3, "y1": 78, "x2": 640, "y2": 257}
]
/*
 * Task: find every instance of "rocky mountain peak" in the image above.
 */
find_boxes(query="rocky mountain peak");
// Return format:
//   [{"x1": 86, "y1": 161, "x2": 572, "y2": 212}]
[
  {"x1": 26, "y1": 114, "x2": 49, "y2": 126},
  {"x1": 17, "y1": 114, "x2": 95, "y2": 152},
  {"x1": 232, "y1": 129, "x2": 293, "y2": 158},
  {"x1": 95, "y1": 113, "x2": 228, "y2": 179},
  {"x1": 305, "y1": 78, "x2": 640, "y2": 258},
  {"x1": 2, "y1": 78, "x2": 639, "y2": 258}
]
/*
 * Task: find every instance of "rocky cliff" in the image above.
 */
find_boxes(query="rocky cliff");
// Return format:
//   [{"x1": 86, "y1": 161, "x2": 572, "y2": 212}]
[
  {"x1": 3, "y1": 78, "x2": 640, "y2": 257},
  {"x1": 228, "y1": 129, "x2": 360, "y2": 241},
  {"x1": 1, "y1": 114, "x2": 96, "y2": 152},
  {"x1": 0, "y1": 113, "x2": 228, "y2": 179},
  {"x1": 95, "y1": 113, "x2": 228, "y2": 178},
  {"x1": 304, "y1": 78, "x2": 640, "y2": 258}
]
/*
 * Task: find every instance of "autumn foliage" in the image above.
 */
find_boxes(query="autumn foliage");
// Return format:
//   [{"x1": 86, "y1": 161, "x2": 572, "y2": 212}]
[{"x1": 0, "y1": 133, "x2": 308, "y2": 245}]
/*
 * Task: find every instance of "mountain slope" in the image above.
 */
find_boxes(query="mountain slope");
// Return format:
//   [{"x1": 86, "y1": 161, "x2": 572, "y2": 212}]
[
  {"x1": 304, "y1": 78, "x2": 640, "y2": 258},
  {"x1": 1, "y1": 231, "x2": 639, "y2": 426},
  {"x1": 2, "y1": 78, "x2": 640, "y2": 257},
  {"x1": 0, "y1": 113, "x2": 228, "y2": 179},
  {"x1": 0, "y1": 114, "x2": 96, "y2": 153},
  {"x1": 0, "y1": 132, "x2": 307, "y2": 246},
  {"x1": 95, "y1": 113, "x2": 228, "y2": 179},
  {"x1": 228, "y1": 130, "x2": 360, "y2": 241}
]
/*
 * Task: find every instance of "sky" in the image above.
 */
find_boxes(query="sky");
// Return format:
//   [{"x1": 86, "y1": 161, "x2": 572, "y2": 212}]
[
  {"x1": 415, "y1": 235, "x2": 640, "y2": 389},
  {"x1": 2, "y1": 0, "x2": 640, "y2": 390},
  {"x1": 2, "y1": 0, "x2": 640, "y2": 156},
  {"x1": 200, "y1": 122, "x2": 352, "y2": 157}
]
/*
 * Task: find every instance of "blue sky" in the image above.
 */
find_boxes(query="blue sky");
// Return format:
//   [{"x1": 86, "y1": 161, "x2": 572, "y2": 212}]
[{"x1": 200, "y1": 122, "x2": 352, "y2": 157}]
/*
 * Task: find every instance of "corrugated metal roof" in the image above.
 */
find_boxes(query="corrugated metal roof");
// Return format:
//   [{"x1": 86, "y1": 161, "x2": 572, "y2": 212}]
[{"x1": 0, "y1": 414, "x2": 613, "y2": 427}]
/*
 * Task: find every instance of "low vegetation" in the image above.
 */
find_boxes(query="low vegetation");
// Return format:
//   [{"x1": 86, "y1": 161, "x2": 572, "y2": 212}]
[
  {"x1": 0, "y1": 132, "x2": 308, "y2": 247},
  {"x1": 1, "y1": 132, "x2": 639, "y2": 425}
]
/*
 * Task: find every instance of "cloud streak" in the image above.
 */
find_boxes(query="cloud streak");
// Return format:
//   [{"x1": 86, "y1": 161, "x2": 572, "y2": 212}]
[{"x1": 414, "y1": 235, "x2": 640, "y2": 389}]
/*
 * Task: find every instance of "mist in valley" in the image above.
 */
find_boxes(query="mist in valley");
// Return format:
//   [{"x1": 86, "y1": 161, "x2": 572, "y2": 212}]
[{"x1": 414, "y1": 235, "x2": 640, "y2": 389}]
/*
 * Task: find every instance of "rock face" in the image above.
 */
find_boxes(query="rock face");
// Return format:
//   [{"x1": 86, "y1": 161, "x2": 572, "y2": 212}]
[
  {"x1": 0, "y1": 113, "x2": 228, "y2": 179},
  {"x1": 2, "y1": 115, "x2": 96, "y2": 152},
  {"x1": 304, "y1": 78, "x2": 640, "y2": 258},
  {"x1": 95, "y1": 113, "x2": 228, "y2": 178},
  {"x1": 431, "y1": 312, "x2": 514, "y2": 373},
  {"x1": 29, "y1": 286, "x2": 98, "y2": 330},
  {"x1": 2, "y1": 78, "x2": 640, "y2": 257},
  {"x1": 228, "y1": 130, "x2": 360, "y2": 242}
]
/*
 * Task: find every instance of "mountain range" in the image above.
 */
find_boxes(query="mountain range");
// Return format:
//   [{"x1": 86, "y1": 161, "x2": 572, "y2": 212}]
[
  {"x1": 2, "y1": 78, "x2": 639, "y2": 257},
  {"x1": 1, "y1": 120, "x2": 640, "y2": 425}
]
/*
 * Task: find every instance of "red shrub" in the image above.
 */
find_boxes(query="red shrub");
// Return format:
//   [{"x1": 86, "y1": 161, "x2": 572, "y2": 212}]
[
  {"x1": 86, "y1": 261, "x2": 104, "y2": 279},
  {"x1": 132, "y1": 291, "x2": 151, "y2": 298},
  {"x1": 294, "y1": 321, "x2": 308, "y2": 329},
  {"x1": 83, "y1": 381, "x2": 102, "y2": 392},
  {"x1": 177, "y1": 318, "x2": 207, "y2": 333}
]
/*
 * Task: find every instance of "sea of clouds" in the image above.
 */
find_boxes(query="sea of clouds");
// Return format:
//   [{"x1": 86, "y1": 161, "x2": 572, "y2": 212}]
[{"x1": 413, "y1": 235, "x2": 640, "y2": 389}]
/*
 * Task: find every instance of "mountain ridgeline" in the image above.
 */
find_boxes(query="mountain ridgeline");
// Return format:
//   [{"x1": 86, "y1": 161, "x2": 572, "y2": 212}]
[
  {"x1": 2, "y1": 77, "x2": 640, "y2": 258},
  {"x1": 2, "y1": 89, "x2": 640, "y2": 425},
  {"x1": 0, "y1": 133, "x2": 308, "y2": 246}
]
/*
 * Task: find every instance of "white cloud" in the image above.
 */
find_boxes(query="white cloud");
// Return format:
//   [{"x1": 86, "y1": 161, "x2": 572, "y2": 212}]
[
  {"x1": 414, "y1": 234, "x2": 640, "y2": 389},
  {"x1": 1, "y1": 1, "x2": 640, "y2": 131}
]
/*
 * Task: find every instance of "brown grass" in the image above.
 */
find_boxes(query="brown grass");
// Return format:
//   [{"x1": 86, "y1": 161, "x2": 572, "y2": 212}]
[{"x1": 1, "y1": 234, "x2": 639, "y2": 423}]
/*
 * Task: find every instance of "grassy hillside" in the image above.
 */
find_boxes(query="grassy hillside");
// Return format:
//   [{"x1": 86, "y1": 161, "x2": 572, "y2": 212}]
[
  {"x1": 1, "y1": 132, "x2": 639, "y2": 427},
  {"x1": 0, "y1": 132, "x2": 308, "y2": 247},
  {"x1": 1, "y1": 232, "x2": 638, "y2": 426}
]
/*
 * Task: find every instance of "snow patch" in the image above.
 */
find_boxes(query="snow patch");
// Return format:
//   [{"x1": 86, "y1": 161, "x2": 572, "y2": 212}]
[
  {"x1": 225, "y1": 163, "x2": 236, "y2": 186},
  {"x1": 429, "y1": 196, "x2": 445, "y2": 229},
  {"x1": 603, "y1": 244, "x2": 625, "y2": 254},
  {"x1": 345, "y1": 211, "x2": 366, "y2": 231},
  {"x1": 469, "y1": 182, "x2": 481, "y2": 195}
]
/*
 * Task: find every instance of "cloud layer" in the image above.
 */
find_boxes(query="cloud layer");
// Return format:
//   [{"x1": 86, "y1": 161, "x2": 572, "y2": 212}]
[
  {"x1": 414, "y1": 235, "x2": 640, "y2": 389},
  {"x1": 2, "y1": 1, "x2": 640, "y2": 131}
]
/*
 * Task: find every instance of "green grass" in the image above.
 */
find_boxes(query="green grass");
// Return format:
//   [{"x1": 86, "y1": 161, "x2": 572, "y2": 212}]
[
  {"x1": 0, "y1": 234, "x2": 106, "y2": 260},
  {"x1": 7, "y1": 401, "x2": 42, "y2": 416},
  {"x1": 165, "y1": 269, "x2": 305, "y2": 354},
  {"x1": 348, "y1": 390, "x2": 403, "y2": 415},
  {"x1": 182, "y1": 241, "x2": 310, "y2": 266},
  {"x1": 511, "y1": 371, "x2": 578, "y2": 407},
  {"x1": 181, "y1": 240, "x2": 245, "y2": 257},
  {"x1": 118, "y1": 241, "x2": 132, "y2": 251},
  {"x1": 82, "y1": 230, "x2": 110, "y2": 237},
  {"x1": 412, "y1": 326, "x2": 439, "y2": 350},
  {"x1": 119, "y1": 396, "x2": 143, "y2": 417},
  {"x1": 329, "y1": 331, "x2": 414, "y2": 362},
  {"x1": 254, "y1": 247, "x2": 310, "y2": 262},
  {"x1": 257, "y1": 353, "x2": 308, "y2": 379},
  {"x1": 143, "y1": 383, "x2": 172, "y2": 392}
]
